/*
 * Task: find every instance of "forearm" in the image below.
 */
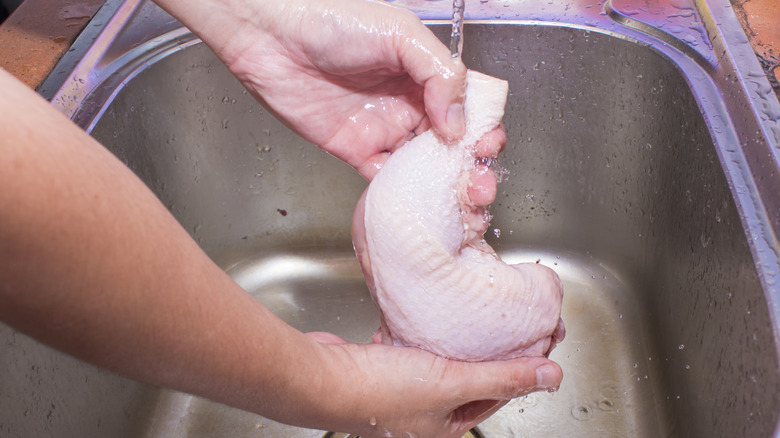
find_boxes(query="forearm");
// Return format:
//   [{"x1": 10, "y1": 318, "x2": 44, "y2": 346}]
[
  {"x1": 0, "y1": 1, "x2": 560, "y2": 433},
  {"x1": 0, "y1": 68, "x2": 338, "y2": 426}
]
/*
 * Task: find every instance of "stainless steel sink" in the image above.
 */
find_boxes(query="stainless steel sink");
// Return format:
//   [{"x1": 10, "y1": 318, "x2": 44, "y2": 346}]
[{"x1": 2, "y1": 0, "x2": 779, "y2": 437}]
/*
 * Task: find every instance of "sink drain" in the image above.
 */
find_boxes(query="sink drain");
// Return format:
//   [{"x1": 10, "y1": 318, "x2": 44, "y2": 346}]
[{"x1": 323, "y1": 428, "x2": 482, "y2": 438}]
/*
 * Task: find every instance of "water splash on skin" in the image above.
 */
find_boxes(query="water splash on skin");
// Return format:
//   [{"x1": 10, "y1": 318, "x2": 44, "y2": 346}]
[{"x1": 405, "y1": 37, "x2": 458, "y2": 79}]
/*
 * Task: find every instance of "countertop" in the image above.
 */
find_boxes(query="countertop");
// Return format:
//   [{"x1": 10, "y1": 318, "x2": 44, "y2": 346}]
[
  {"x1": 0, "y1": 0, "x2": 104, "y2": 89},
  {"x1": 732, "y1": 0, "x2": 779, "y2": 96}
]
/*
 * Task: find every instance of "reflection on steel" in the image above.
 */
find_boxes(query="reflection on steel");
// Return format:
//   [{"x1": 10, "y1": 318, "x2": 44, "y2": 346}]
[{"x1": 3, "y1": 1, "x2": 777, "y2": 437}]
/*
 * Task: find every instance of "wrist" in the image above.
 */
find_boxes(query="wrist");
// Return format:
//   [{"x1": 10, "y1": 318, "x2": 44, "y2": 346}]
[{"x1": 152, "y1": 0, "x2": 276, "y2": 64}]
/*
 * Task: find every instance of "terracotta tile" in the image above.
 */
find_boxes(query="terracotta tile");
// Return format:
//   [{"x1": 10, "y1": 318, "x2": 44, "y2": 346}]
[
  {"x1": 0, "y1": 0, "x2": 104, "y2": 90},
  {"x1": 742, "y1": 0, "x2": 779, "y2": 58},
  {"x1": 731, "y1": 0, "x2": 780, "y2": 97}
]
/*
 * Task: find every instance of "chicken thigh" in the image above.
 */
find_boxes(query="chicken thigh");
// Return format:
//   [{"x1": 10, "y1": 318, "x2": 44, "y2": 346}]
[{"x1": 352, "y1": 71, "x2": 564, "y2": 361}]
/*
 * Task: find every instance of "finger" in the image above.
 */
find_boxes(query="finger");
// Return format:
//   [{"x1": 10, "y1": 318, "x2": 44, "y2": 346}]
[
  {"x1": 451, "y1": 399, "x2": 507, "y2": 430},
  {"x1": 355, "y1": 154, "x2": 389, "y2": 180},
  {"x1": 467, "y1": 165, "x2": 498, "y2": 207},
  {"x1": 372, "y1": 328, "x2": 383, "y2": 344},
  {"x1": 546, "y1": 318, "x2": 566, "y2": 357},
  {"x1": 423, "y1": 58, "x2": 467, "y2": 141},
  {"x1": 391, "y1": 11, "x2": 467, "y2": 140},
  {"x1": 351, "y1": 189, "x2": 375, "y2": 291},
  {"x1": 306, "y1": 331, "x2": 350, "y2": 344},
  {"x1": 414, "y1": 114, "x2": 433, "y2": 136},
  {"x1": 474, "y1": 124, "x2": 507, "y2": 158},
  {"x1": 451, "y1": 357, "x2": 563, "y2": 402}
]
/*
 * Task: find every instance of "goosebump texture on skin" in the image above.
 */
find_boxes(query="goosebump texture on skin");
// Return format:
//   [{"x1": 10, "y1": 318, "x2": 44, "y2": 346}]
[{"x1": 354, "y1": 70, "x2": 565, "y2": 361}]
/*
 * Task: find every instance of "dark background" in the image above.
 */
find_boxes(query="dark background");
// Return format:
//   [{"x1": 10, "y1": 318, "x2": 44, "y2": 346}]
[{"x1": 1, "y1": 0, "x2": 23, "y2": 23}]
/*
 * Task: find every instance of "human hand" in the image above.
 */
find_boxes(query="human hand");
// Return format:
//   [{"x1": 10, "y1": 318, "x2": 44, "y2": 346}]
[
  {"x1": 159, "y1": 0, "x2": 477, "y2": 179},
  {"x1": 307, "y1": 332, "x2": 563, "y2": 438},
  {"x1": 224, "y1": 0, "x2": 470, "y2": 179}
]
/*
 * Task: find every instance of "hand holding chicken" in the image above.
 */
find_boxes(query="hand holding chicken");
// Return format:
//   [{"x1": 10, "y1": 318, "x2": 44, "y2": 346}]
[{"x1": 353, "y1": 71, "x2": 565, "y2": 361}]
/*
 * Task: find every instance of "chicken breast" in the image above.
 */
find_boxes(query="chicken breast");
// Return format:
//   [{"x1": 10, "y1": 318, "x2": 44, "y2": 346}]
[{"x1": 352, "y1": 70, "x2": 564, "y2": 361}]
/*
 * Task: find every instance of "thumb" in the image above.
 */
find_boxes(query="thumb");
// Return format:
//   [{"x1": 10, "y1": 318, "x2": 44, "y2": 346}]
[
  {"x1": 422, "y1": 57, "x2": 467, "y2": 141},
  {"x1": 443, "y1": 357, "x2": 562, "y2": 434},
  {"x1": 306, "y1": 331, "x2": 350, "y2": 344},
  {"x1": 392, "y1": 12, "x2": 467, "y2": 140},
  {"x1": 457, "y1": 357, "x2": 563, "y2": 402}
]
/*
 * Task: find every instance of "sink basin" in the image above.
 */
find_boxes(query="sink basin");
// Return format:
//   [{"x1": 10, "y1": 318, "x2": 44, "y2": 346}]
[{"x1": 2, "y1": 0, "x2": 779, "y2": 437}]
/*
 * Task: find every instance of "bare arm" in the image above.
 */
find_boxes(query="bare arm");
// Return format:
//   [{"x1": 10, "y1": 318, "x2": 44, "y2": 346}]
[
  {"x1": 0, "y1": 66, "x2": 331, "y2": 423},
  {"x1": 0, "y1": 0, "x2": 563, "y2": 434},
  {"x1": 152, "y1": 0, "x2": 469, "y2": 178},
  {"x1": 0, "y1": 67, "x2": 560, "y2": 437}
]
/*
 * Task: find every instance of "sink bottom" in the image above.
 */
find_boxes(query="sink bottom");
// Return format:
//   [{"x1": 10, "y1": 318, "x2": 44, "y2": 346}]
[{"x1": 137, "y1": 245, "x2": 662, "y2": 437}]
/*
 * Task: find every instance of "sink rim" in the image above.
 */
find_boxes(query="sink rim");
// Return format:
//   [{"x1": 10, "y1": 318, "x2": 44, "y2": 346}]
[
  {"x1": 4, "y1": 2, "x2": 777, "y2": 434},
  {"x1": 42, "y1": 2, "x2": 780, "y2": 349},
  {"x1": 32, "y1": 1, "x2": 780, "y2": 433}
]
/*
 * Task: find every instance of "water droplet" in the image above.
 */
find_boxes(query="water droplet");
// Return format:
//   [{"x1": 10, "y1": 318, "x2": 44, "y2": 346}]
[
  {"x1": 571, "y1": 404, "x2": 593, "y2": 421},
  {"x1": 678, "y1": 344, "x2": 685, "y2": 350},
  {"x1": 518, "y1": 393, "x2": 539, "y2": 408},
  {"x1": 369, "y1": 417, "x2": 377, "y2": 426},
  {"x1": 493, "y1": 228, "x2": 501, "y2": 238},
  {"x1": 597, "y1": 399, "x2": 616, "y2": 411},
  {"x1": 700, "y1": 233, "x2": 711, "y2": 248}
]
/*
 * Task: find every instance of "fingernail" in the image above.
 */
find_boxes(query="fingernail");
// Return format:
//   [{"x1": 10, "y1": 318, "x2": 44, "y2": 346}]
[
  {"x1": 446, "y1": 103, "x2": 465, "y2": 139},
  {"x1": 536, "y1": 364, "x2": 560, "y2": 390}
]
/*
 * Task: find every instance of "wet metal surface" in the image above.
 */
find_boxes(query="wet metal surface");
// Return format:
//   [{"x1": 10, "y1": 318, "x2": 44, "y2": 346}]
[{"x1": 1, "y1": 1, "x2": 779, "y2": 437}]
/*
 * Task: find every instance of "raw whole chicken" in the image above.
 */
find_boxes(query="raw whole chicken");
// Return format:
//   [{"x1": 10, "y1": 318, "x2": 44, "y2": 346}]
[{"x1": 352, "y1": 70, "x2": 564, "y2": 361}]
